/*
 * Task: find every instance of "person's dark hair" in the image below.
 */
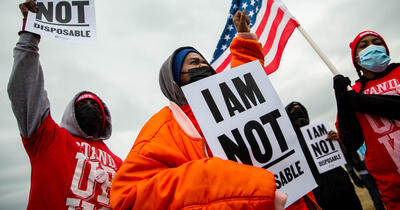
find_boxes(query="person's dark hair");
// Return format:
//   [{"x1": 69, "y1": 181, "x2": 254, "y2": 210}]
[{"x1": 355, "y1": 69, "x2": 367, "y2": 93}]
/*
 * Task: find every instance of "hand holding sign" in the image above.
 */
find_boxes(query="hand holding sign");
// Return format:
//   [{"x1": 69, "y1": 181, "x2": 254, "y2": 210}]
[
  {"x1": 327, "y1": 130, "x2": 339, "y2": 141},
  {"x1": 19, "y1": 0, "x2": 38, "y2": 35},
  {"x1": 20, "y1": 0, "x2": 38, "y2": 18}
]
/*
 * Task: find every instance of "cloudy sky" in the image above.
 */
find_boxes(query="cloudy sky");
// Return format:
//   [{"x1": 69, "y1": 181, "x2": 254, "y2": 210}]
[{"x1": 1, "y1": 0, "x2": 399, "y2": 209}]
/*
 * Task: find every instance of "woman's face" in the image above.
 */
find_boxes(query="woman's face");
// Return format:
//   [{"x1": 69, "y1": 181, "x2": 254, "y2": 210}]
[
  {"x1": 355, "y1": 35, "x2": 386, "y2": 78},
  {"x1": 180, "y1": 52, "x2": 209, "y2": 85},
  {"x1": 355, "y1": 35, "x2": 384, "y2": 63}
]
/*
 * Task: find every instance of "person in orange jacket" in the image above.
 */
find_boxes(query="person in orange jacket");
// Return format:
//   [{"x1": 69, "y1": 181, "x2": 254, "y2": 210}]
[{"x1": 110, "y1": 11, "x2": 291, "y2": 210}]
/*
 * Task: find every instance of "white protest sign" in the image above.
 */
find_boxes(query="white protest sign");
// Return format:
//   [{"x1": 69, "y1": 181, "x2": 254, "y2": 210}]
[
  {"x1": 25, "y1": 0, "x2": 96, "y2": 43},
  {"x1": 300, "y1": 121, "x2": 347, "y2": 174},
  {"x1": 182, "y1": 61, "x2": 317, "y2": 207}
]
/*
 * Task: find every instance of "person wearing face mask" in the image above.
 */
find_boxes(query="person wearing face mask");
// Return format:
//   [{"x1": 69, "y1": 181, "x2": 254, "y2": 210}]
[
  {"x1": 333, "y1": 30, "x2": 400, "y2": 209},
  {"x1": 285, "y1": 102, "x2": 362, "y2": 210},
  {"x1": 110, "y1": 11, "x2": 289, "y2": 210},
  {"x1": 7, "y1": 1, "x2": 122, "y2": 209},
  {"x1": 282, "y1": 104, "x2": 319, "y2": 210}
]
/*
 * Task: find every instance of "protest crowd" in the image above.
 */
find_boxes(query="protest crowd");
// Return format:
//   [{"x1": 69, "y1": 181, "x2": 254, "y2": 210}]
[{"x1": 6, "y1": 0, "x2": 399, "y2": 209}]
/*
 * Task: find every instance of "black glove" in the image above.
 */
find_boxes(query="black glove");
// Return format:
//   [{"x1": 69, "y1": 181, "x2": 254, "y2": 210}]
[
  {"x1": 349, "y1": 172, "x2": 364, "y2": 188},
  {"x1": 333, "y1": 74, "x2": 351, "y2": 92},
  {"x1": 333, "y1": 74, "x2": 365, "y2": 151}
]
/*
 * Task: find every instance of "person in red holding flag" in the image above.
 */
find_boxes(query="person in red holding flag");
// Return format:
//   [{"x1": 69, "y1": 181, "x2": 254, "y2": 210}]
[
  {"x1": 110, "y1": 11, "x2": 291, "y2": 210},
  {"x1": 334, "y1": 30, "x2": 400, "y2": 210},
  {"x1": 7, "y1": 1, "x2": 122, "y2": 209}
]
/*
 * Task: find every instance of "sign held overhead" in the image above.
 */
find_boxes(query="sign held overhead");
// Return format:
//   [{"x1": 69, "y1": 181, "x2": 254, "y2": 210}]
[{"x1": 25, "y1": 0, "x2": 96, "y2": 43}]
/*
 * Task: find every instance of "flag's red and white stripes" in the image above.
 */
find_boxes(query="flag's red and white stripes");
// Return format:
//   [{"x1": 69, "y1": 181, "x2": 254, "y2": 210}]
[{"x1": 212, "y1": 0, "x2": 298, "y2": 74}]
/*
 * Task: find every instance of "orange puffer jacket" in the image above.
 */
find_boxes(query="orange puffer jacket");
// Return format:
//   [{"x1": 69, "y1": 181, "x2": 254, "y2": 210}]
[{"x1": 110, "y1": 35, "x2": 292, "y2": 209}]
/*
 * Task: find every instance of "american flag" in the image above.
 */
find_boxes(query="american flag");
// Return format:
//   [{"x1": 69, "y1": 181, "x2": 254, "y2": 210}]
[{"x1": 210, "y1": 0, "x2": 298, "y2": 74}]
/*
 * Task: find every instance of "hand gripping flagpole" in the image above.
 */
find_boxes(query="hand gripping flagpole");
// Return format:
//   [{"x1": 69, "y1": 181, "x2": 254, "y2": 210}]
[{"x1": 296, "y1": 25, "x2": 340, "y2": 76}]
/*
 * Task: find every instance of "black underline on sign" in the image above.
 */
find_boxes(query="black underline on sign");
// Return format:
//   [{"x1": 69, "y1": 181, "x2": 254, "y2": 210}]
[
  {"x1": 316, "y1": 150, "x2": 339, "y2": 160},
  {"x1": 36, "y1": 19, "x2": 90, "y2": 27},
  {"x1": 262, "y1": 149, "x2": 295, "y2": 169}
]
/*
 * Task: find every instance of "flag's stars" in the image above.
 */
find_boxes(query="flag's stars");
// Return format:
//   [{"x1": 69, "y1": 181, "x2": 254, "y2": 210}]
[
  {"x1": 227, "y1": 24, "x2": 234, "y2": 31},
  {"x1": 233, "y1": 4, "x2": 238, "y2": 9},
  {"x1": 248, "y1": 10, "x2": 254, "y2": 17},
  {"x1": 221, "y1": 44, "x2": 227, "y2": 50},
  {"x1": 256, "y1": 6, "x2": 259, "y2": 12},
  {"x1": 229, "y1": 14, "x2": 234, "y2": 19},
  {"x1": 224, "y1": 34, "x2": 231, "y2": 41},
  {"x1": 242, "y1": 2, "x2": 248, "y2": 9},
  {"x1": 250, "y1": 0, "x2": 256, "y2": 6}
]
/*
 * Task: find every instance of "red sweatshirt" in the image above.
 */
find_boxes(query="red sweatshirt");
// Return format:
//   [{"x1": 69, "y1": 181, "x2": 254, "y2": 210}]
[
  {"x1": 23, "y1": 115, "x2": 122, "y2": 209},
  {"x1": 9, "y1": 33, "x2": 123, "y2": 209},
  {"x1": 352, "y1": 65, "x2": 400, "y2": 209}
]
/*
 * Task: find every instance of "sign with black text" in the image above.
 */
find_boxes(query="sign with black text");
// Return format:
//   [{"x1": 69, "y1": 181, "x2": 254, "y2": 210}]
[
  {"x1": 182, "y1": 61, "x2": 317, "y2": 207},
  {"x1": 300, "y1": 121, "x2": 347, "y2": 174},
  {"x1": 25, "y1": 0, "x2": 96, "y2": 42}
]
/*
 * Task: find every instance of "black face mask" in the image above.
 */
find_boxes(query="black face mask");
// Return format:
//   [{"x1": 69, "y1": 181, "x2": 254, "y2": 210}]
[
  {"x1": 290, "y1": 108, "x2": 309, "y2": 128},
  {"x1": 182, "y1": 66, "x2": 216, "y2": 84},
  {"x1": 75, "y1": 103, "x2": 104, "y2": 138}
]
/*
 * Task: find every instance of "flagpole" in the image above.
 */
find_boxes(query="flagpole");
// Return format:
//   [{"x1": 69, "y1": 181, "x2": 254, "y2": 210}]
[{"x1": 296, "y1": 25, "x2": 340, "y2": 75}]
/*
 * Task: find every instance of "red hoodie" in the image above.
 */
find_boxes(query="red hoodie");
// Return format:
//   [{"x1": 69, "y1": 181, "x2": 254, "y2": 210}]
[
  {"x1": 23, "y1": 115, "x2": 122, "y2": 209},
  {"x1": 351, "y1": 65, "x2": 400, "y2": 210}
]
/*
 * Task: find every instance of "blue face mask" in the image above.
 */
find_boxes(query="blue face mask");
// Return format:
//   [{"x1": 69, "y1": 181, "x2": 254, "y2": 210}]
[{"x1": 358, "y1": 45, "x2": 391, "y2": 73}]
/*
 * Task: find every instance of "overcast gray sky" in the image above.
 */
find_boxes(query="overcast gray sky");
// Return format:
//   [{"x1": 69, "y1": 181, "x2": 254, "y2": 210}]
[{"x1": 1, "y1": 0, "x2": 399, "y2": 209}]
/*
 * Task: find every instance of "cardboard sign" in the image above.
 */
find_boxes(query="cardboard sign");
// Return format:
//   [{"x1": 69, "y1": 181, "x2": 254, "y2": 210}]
[
  {"x1": 182, "y1": 61, "x2": 317, "y2": 207},
  {"x1": 25, "y1": 0, "x2": 96, "y2": 43},
  {"x1": 300, "y1": 121, "x2": 347, "y2": 174}
]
